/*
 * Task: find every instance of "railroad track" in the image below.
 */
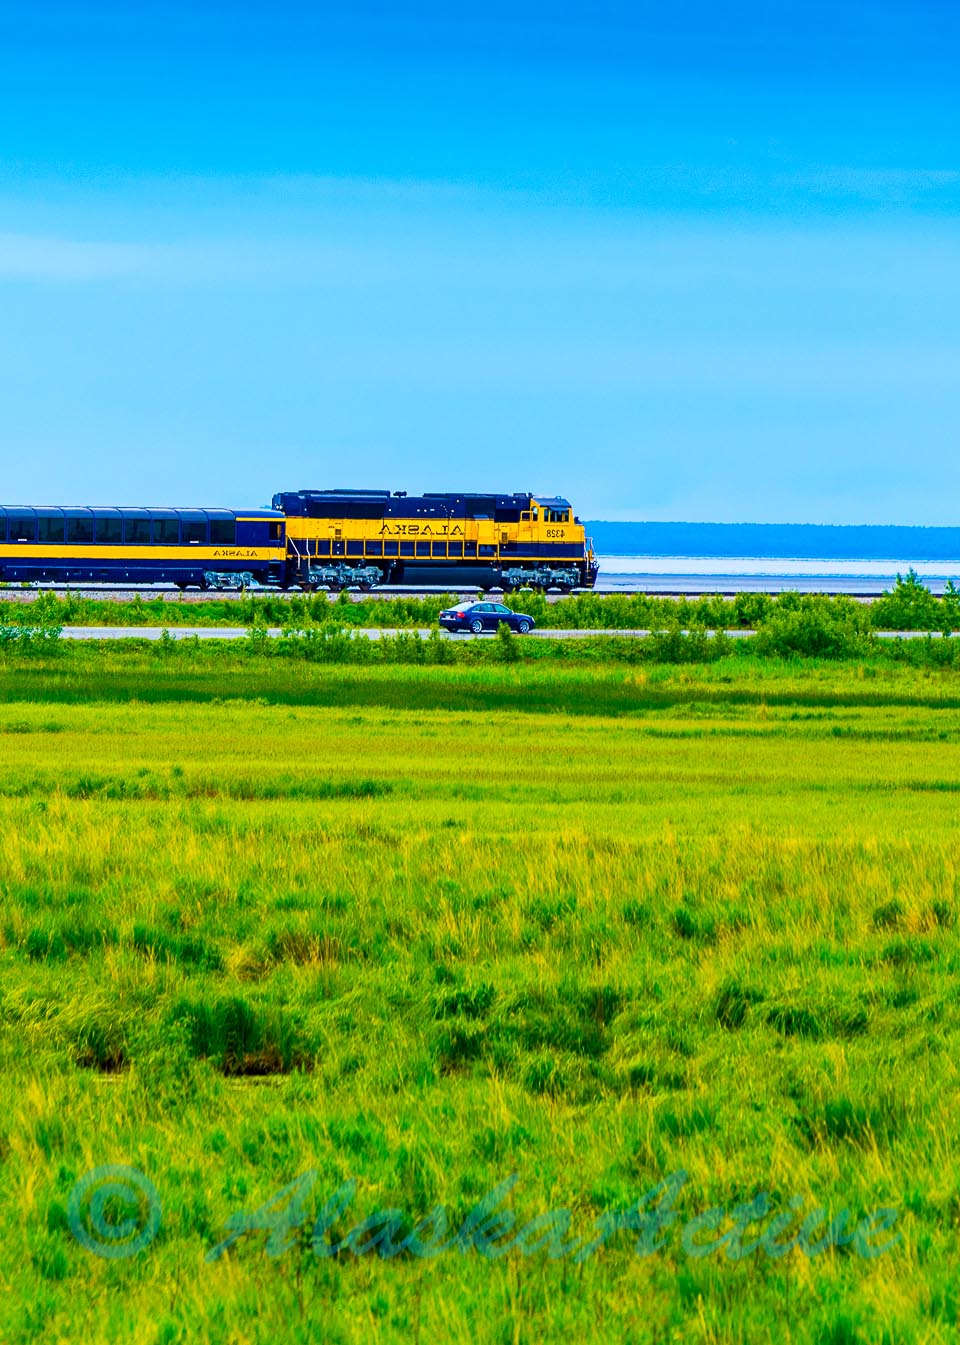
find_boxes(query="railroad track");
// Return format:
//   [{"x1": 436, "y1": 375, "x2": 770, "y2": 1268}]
[{"x1": 0, "y1": 584, "x2": 896, "y2": 603}]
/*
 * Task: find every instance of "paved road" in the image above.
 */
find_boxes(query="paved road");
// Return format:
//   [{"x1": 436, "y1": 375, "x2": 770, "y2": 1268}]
[
  {"x1": 57, "y1": 626, "x2": 685, "y2": 640},
  {"x1": 56, "y1": 626, "x2": 959, "y2": 641}
]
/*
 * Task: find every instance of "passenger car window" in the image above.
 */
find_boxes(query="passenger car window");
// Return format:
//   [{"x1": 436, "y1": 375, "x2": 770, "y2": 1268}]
[
  {"x1": 153, "y1": 518, "x2": 180, "y2": 545},
  {"x1": 65, "y1": 515, "x2": 94, "y2": 543},
  {"x1": 38, "y1": 516, "x2": 65, "y2": 544},
  {"x1": 7, "y1": 512, "x2": 37, "y2": 542},
  {"x1": 125, "y1": 517, "x2": 151, "y2": 544},
  {"x1": 95, "y1": 515, "x2": 123, "y2": 544},
  {"x1": 209, "y1": 520, "x2": 236, "y2": 545}
]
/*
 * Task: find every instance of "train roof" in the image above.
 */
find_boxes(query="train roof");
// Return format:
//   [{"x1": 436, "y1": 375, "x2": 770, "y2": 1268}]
[
  {"x1": 0, "y1": 505, "x2": 283, "y2": 517},
  {"x1": 271, "y1": 492, "x2": 567, "y2": 511},
  {"x1": 289, "y1": 488, "x2": 533, "y2": 501}
]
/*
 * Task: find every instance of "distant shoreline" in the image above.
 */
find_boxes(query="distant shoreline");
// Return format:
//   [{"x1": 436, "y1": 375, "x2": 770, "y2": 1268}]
[{"x1": 586, "y1": 522, "x2": 960, "y2": 562}]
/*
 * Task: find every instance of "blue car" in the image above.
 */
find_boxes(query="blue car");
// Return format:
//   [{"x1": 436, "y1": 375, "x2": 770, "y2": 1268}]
[{"x1": 439, "y1": 601, "x2": 536, "y2": 635}]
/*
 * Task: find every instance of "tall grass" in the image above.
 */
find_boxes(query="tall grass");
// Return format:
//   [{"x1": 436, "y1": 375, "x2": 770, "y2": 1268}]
[{"x1": 0, "y1": 665, "x2": 957, "y2": 1341}]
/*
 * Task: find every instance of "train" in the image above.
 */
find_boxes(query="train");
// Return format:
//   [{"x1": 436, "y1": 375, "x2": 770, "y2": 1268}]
[{"x1": 0, "y1": 489, "x2": 599, "y2": 593}]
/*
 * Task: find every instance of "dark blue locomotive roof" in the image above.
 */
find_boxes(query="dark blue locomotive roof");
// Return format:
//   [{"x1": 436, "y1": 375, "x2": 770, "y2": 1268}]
[
  {"x1": 0, "y1": 505, "x2": 282, "y2": 517},
  {"x1": 273, "y1": 489, "x2": 572, "y2": 520}
]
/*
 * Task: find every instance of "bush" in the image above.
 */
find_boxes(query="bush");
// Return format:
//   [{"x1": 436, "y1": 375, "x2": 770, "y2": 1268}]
[
  {"x1": 753, "y1": 599, "x2": 869, "y2": 660},
  {"x1": 647, "y1": 623, "x2": 731, "y2": 663},
  {"x1": 872, "y1": 570, "x2": 945, "y2": 632},
  {"x1": 0, "y1": 625, "x2": 63, "y2": 654},
  {"x1": 495, "y1": 621, "x2": 519, "y2": 662}
]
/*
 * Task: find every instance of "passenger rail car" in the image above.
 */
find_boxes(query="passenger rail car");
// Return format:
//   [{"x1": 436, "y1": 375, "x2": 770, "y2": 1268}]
[
  {"x1": 274, "y1": 489, "x2": 599, "y2": 591},
  {"x1": 0, "y1": 506, "x2": 286, "y2": 588}
]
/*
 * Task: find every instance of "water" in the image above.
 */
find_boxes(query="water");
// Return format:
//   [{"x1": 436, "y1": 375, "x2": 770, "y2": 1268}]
[{"x1": 595, "y1": 556, "x2": 960, "y2": 595}]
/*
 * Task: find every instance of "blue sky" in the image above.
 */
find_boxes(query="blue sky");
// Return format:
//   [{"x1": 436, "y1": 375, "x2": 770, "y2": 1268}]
[{"x1": 1, "y1": 1, "x2": 958, "y2": 523}]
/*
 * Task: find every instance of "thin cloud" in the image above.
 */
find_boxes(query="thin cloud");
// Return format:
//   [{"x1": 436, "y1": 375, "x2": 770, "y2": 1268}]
[
  {"x1": 0, "y1": 231, "x2": 380, "y2": 285},
  {"x1": 0, "y1": 232, "x2": 172, "y2": 281},
  {"x1": 783, "y1": 167, "x2": 960, "y2": 202}
]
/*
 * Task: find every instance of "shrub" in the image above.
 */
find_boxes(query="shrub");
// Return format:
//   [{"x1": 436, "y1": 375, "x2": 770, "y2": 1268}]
[
  {"x1": 753, "y1": 599, "x2": 869, "y2": 659},
  {"x1": 872, "y1": 570, "x2": 944, "y2": 632},
  {"x1": 494, "y1": 621, "x2": 519, "y2": 662},
  {"x1": 943, "y1": 580, "x2": 960, "y2": 632},
  {"x1": 0, "y1": 625, "x2": 63, "y2": 654}
]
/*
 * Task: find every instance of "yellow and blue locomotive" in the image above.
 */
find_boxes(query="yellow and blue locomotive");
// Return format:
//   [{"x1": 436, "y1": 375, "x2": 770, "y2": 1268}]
[{"x1": 273, "y1": 489, "x2": 599, "y2": 592}]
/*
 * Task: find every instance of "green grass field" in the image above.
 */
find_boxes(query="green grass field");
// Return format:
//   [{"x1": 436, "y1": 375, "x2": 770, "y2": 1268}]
[{"x1": 1, "y1": 650, "x2": 957, "y2": 1343}]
